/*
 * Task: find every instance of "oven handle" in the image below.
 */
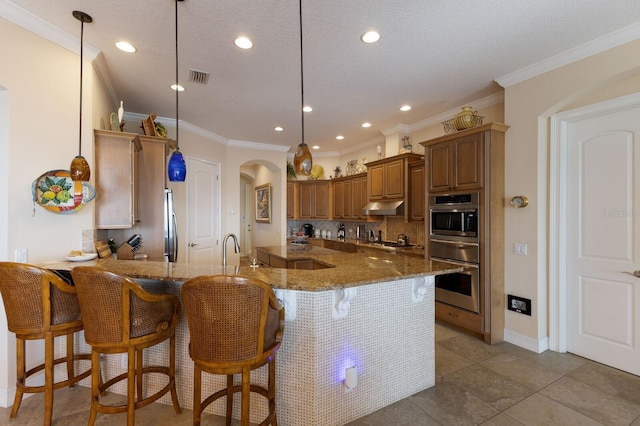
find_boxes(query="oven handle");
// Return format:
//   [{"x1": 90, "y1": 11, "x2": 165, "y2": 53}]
[
  {"x1": 431, "y1": 257, "x2": 479, "y2": 269},
  {"x1": 430, "y1": 238, "x2": 479, "y2": 248}
]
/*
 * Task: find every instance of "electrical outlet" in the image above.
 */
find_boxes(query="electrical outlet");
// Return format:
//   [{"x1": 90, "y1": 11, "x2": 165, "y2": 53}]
[
  {"x1": 14, "y1": 248, "x2": 27, "y2": 263},
  {"x1": 514, "y1": 243, "x2": 528, "y2": 255},
  {"x1": 507, "y1": 295, "x2": 532, "y2": 316}
]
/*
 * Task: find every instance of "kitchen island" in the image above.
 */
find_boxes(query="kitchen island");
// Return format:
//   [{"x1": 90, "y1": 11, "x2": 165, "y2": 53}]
[{"x1": 43, "y1": 247, "x2": 460, "y2": 425}]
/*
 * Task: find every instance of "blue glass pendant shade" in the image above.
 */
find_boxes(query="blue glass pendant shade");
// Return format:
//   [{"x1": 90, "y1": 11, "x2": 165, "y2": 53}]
[{"x1": 168, "y1": 150, "x2": 186, "y2": 182}]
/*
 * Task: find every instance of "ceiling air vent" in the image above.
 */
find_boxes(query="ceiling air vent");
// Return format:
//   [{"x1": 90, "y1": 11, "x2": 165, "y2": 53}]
[{"x1": 189, "y1": 69, "x2": 209, "y2": 84}]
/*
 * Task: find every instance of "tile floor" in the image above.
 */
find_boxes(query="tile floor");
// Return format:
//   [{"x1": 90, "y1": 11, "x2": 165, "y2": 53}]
[{"x1": 2, "y1": 323, "x2": 640, "y2": 425}]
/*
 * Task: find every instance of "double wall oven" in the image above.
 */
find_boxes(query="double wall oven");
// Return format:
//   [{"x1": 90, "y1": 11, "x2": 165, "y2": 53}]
[{"x1": 429, "y1": 192, "x2": 480, "y2": 314}]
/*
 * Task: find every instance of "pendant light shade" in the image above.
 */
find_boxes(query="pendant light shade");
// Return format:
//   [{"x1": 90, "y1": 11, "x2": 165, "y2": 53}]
[
  {"x1": 168, "y1": 0, "x2": 187, "y2": 182},
  {"x1": 293, "y1": 0, "x2": 312, "y2": 176},
  {"x1": 168, "y1": 150, "x2": 186, "y2": 181},
  {"x1": 70, "y1": 10, "x2": 92, "y2": 182}
]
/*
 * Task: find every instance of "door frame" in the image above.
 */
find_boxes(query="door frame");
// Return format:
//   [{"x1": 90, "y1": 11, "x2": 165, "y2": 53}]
[{"x1": 549, "y1": 92, "x2": 640, "y2": 352}]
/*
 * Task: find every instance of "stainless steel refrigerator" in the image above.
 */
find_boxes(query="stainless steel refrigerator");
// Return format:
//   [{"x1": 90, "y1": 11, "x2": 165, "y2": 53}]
[{"x1": 164, "y1": 188, "x2": 178, "y2": 262}]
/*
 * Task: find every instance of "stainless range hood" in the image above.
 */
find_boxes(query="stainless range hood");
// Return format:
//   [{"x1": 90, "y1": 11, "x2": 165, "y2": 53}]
[{"x1": 361, "y1": 200, "x2": 405, "y2": 216}]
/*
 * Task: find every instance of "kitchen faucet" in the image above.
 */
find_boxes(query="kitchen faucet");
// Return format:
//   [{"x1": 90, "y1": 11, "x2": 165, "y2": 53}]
[{"x1": 222, "y1": 233, "x2": 241, "y2": 267}]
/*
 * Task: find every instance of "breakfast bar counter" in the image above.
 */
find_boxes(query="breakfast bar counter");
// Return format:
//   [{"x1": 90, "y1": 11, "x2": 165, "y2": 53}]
[
  {"x1": 43, "y1": 245, "x2": 459, "y2": 290},
  {"x1": 41, "y1": 248, "x2": 460, "y2": 425}
]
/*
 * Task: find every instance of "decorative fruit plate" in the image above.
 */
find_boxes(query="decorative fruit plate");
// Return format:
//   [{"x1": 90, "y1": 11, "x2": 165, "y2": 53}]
[
  {"x1": 65, "y1": 253, "x2": 98, "y2": 262},
  {"x1": 32, "y1": 169, "x2": 96, "y2": 214}
]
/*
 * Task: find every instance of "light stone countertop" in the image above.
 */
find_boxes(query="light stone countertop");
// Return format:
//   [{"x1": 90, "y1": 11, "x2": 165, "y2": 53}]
[{"x1": 41, "y1": 246, "x2": 460, "y2": 291}]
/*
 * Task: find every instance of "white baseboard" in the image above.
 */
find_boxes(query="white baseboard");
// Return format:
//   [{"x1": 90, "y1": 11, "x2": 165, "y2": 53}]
[
  {"x1": 504, "y1": 329, "x2": 550, "y2": 354},
  {"x1": 0, "y1": 386, "x2": 15, "y2": 408}
]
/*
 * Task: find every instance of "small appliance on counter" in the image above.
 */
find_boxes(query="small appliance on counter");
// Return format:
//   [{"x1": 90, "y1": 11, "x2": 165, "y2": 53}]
[
  {"x1": 303, "y1": 223, "x2": 314, "y2": 238},
  {"x1": 397, "y1": 234, "x2": 409, "y2": 246}
]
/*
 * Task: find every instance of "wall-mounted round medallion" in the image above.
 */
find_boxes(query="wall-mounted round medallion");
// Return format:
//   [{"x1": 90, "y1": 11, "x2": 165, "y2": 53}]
[{"x1": 510, "y1": 196, "x2": 529, "y2": 208}]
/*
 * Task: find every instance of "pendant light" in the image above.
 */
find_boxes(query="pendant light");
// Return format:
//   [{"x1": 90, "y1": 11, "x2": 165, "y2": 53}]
[
  {"x1": 69, "y1": 11, "x2": 92, "y2": 182},
  {"x1": 167, "y1": 0, "x2": 187, "y2": 182},
  {"x1": 293, "y1": 0, "x2": 313, "y2": 176}
]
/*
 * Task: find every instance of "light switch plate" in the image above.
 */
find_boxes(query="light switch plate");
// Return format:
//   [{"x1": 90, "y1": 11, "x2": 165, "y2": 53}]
[
  {"x1": 14, "y1": 248, "x2": 27, "y2": 263},
  {"x1": 514, "y1": 243, "x2": 528, "y2": 255}
]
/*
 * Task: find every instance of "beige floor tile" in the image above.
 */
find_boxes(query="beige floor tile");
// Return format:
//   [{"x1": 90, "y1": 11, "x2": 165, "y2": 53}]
[
  {"x1": 497, "y1": 343, "x2": 588, "y2": 376},
  {"x1": 479, "y1": 413, "x2": 525, "y2": 425},
  {"x1": 345, "y1": 398, "x2": 441, "y2": 425},
  {"x1": 441, "y1": 364, "x2": 533, "y2": 412},
  {"x1": 435, "y1": 343, "x2": 475, "y2": 379},
  {"x1": 567, "y1": 361, "x2": 640, "y2": 406},
  {"x1": 435, "y1": 323, "x2": 461, "y2": 342},
  {"x1": 409, "y1": 379, "x2": 499, "y2": 425},
  {"x1": 479, "y1": 352, "x2": 564, "y2": 391},
  {"x1": 437, "y1": 335, "x2": 503, "y2": 363},
  {"x1": 540, "y1": 376, "x2": 640, "y2": 425},
  {"x1": 503, "y1": 393, "x2": 605, "y2": 426}
]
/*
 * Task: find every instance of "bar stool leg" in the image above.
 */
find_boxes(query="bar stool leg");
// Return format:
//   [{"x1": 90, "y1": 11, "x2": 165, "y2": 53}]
[
  {"x1": 127, "y1": 347, "x2": 136, "y2": 426},
  {"x1": 136, "y1": 348, "x2": 144, "y2": 402},
  {"x1": 241, "y1": 368, "x2": 250, "y2": 426},
  {"x1": 193, "y1": 366, "x2": 202, "y2": 426},
  {"x1": 169, "y1": 335, "x2": 181, "y2": 413},
  {"x1": 44, "y1": 332, "x2": 55, "y2": 426},
  {"x1": 225, "y1": 374, "x2": 233, "y2": 425},
  {"x1": 88, "y1": 351, "x2": 100, "y2": 425},
  {"x1": 10, "y1": 338, "x2": 25, "y2": 418},
  {"x1": 66, "y1": 333, "x2": 75, "y2": 388}
]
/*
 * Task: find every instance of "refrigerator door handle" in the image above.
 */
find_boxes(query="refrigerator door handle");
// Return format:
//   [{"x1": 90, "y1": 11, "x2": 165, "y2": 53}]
[{"x1": 172, "y1": 210, "x2": 178, "y2": 262}]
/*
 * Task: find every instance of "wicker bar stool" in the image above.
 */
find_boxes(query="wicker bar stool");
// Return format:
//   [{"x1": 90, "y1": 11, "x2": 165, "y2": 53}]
[
  {"x1": 0, "y1": 262, "x2": 92, "y2": 426},
  {"x1": 181, "y1": 275, "x2": 284, "y2": 426},
  {"x1": 71, "y1": 266, "x2": 181, "y2": 425}
]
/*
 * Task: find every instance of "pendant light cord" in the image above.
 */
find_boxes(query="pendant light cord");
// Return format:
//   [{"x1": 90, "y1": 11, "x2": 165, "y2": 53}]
[
  {"x1": 78, "y1": 18, "x2": 84, "y2": 157},
  {"x1": 299, "y1": 0, "x2": 306, "y2": 147},
  {"x1": 175, "y1": 0, "x2": 180, "y2": 150}
]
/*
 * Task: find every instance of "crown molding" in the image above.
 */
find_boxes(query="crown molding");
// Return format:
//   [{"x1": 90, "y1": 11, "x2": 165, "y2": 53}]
[
  {"x1": 228, "y1": 139, "x2": 291, "y2": 152},
  {"x1": 496, "y1": 21, "x2": 640, "y2": 88}
]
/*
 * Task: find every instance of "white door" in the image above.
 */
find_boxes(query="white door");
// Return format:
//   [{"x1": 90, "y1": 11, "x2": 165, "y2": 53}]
[
  {"x1": 565, "y1": 104, "x2": 640, "y2": 375},
  {"x1": 187, "y1": 158, "x2": 220, "y2": 264}
]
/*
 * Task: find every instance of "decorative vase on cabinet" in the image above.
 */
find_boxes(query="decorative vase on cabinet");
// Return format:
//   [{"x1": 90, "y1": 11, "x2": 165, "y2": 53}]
[{"x1": 454, "y1": 106, "x2": 477, "y2": 131}]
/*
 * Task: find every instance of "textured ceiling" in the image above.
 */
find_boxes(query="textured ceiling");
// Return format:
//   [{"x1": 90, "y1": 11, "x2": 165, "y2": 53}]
[{"x1": 4, "y1": 0, "x2": 640, "y2": 154}]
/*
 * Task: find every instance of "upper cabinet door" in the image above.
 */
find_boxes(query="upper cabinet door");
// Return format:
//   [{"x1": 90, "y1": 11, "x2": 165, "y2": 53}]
[
  {"x1": 426, "y1": 133, "x2": 482, "y2": 192},
  {"x1": 94, "y1": 130, "x2": 140, "y2": 229}
]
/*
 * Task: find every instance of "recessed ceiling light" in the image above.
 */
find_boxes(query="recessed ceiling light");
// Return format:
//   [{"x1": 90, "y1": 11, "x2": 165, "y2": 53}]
[
  {"x1": 171, "y1": 84, "x2": 185, "y2": 92},
  {"x1": 362, "y1": 122, "x2": 371, "y2": 128},
  {"x1": 275, "y1": 126, "x2": 284, "y2": 132},
  {"x1": 336, "y1": 135, "x2": 344, "y2": 140},
  {"x1": 312, "y1": 145, "x2": 320, "y2": 150},
  {"x1": 234, "y1": 37, "x2": 253, "y2": 49},
  {"x1": 115, "y1": 41, "x2": 136, "y2": 53},
  {"x1": 361, "y1": 31, "x2": 380, "y2": 44},
  {"x1": 303, "y1": 106, "x2": 313, "y2": 112},
  {"x1": 400, "y1": 105, "x2": 411, "y2": 112}
]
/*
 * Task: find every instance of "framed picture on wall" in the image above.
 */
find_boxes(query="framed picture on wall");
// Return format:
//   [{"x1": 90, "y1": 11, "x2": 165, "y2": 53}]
[{"x1": 255, "y1": 183, "x2": 271, "y2": 223}]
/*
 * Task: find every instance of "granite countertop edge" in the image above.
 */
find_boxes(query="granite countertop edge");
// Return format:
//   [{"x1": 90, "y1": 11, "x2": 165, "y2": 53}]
[{"x1": 40, "y1": 246, "x2": 461, "y2": 292}]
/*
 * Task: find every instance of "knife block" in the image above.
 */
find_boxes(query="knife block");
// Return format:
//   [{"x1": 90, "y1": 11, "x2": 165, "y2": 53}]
[{"x1": 116, "y1": 243, "x2": 135, "y2": 260}]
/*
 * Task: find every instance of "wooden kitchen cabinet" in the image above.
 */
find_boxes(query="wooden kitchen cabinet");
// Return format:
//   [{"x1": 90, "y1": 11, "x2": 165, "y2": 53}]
[
  {"x1": 287, "y1": 181, "x2": 298, "y2": 219},
  {"x1": 420, "y1": 123, "x2": 509, "y2": 344},
  {"x1": 94, "y1": 130, "x2": 142, "y2": 229},
  {"x1": 425, "y1": 132, "x2": 483, "y2": 192},
  {"x1": 298, "y1": 180, "x2": 331, "y2": 219},
  {"x1": 366, "y1": 153, "x2": 422, "y2": 201},
  {"x1": 332, "y1": 172, "x2": 371, "y2": 220},
  {"x1": 409, "y1": 161, "x2": 425, "y2": 221},
  {"x1": 351, "y1": 173, "x2": 369, "y2": 219},
  {"x1": 332, "y1": 176, "x2": 353, "y2": 219}
]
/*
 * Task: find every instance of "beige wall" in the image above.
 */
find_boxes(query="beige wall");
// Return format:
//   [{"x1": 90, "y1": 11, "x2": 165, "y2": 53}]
[
  {"x1": 504, "y1": 39, "x2": 640, "y2": 346},
  {"x1": 0, "y1": 17, "x2": 112, "y2": 403}
]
